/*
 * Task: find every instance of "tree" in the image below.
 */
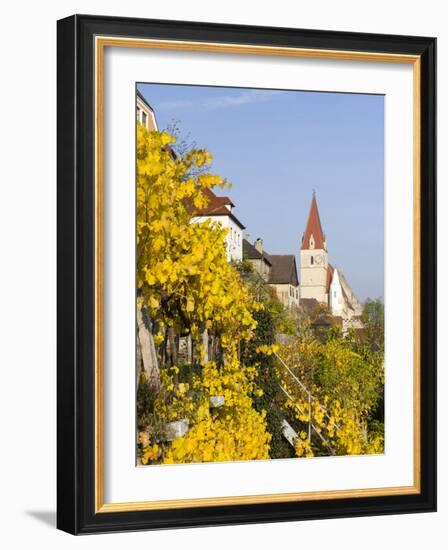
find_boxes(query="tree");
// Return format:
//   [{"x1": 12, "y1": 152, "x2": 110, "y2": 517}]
[
  {"x1": 277, "y1": 334, "x2": 384, "y2": 457},
  {"x1": 361, "y1": 298, "x2": 385, "y2": 353},
  {"x1": 135, "y1": 124, "x2": 384, "y2": 464},
  {"x1": 240, "y1": 307, "x2": 296, "y2": 459},
  {"x1": 137, "y1": 125, "x2": 258, "y2": 357},
  {"x1": 136, "y1": 125, "x2": 271, "y2": 464}
]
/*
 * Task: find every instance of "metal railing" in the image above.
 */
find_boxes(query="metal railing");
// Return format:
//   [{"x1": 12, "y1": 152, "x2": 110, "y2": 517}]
[{"x1": 273, "y1": 351, "x2": 340, "y2": 454}]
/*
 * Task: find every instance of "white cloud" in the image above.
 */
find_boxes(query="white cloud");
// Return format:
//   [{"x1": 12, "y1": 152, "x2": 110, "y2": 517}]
[{"x1": 157, "y1": 89, "x2": 285, "y2": 112}]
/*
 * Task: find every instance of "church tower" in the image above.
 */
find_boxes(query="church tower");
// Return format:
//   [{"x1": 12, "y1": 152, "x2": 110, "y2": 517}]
[{"x1": 300, "y1": 193, "x2": 329, "y2": 304}]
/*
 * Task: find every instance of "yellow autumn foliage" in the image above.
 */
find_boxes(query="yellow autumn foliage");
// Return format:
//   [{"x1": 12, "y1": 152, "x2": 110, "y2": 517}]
[
  {"x1": 136, "y1": 124, "x2": 383, "y2": 465},
  {"x1": 277, "y1": 337, "x2": 384, "y2": 458},
  {"x1": 137, "y1": 125, "x2": 270, "y2": 464},
  {"x1": 137, "y1": 125, "x2": 260, "y2": 346}
]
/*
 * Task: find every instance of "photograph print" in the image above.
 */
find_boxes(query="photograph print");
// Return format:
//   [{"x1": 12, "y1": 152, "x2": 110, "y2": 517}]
[{"x1": 135, "y1": 83, "x2": 385, "y2": 466}]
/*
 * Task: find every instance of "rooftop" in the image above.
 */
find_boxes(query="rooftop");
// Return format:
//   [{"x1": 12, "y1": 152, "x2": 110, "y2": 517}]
[
  {"x1": 243, "y1": 239, "x2": 298, "y2": 286},
  {"x1": 242, "y1": 239, "x2": 272, "y2": 266},
  {"x1": 265, "y1": 253, "x2": 299, "y2": 286},
  {"x1": 301, "y1": 193, "x2": 326, "y2": 250},
  {"x1": 186, "y1": 187, "x2": 245, "y2": 229}
]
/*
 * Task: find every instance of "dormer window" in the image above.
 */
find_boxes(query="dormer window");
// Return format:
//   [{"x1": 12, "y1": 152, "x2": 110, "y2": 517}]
[{"x1": 309, "y1": 233, "x2": 315, "y2": 249}]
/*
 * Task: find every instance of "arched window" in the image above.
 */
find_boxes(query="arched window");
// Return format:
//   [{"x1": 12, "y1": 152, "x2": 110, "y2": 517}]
[{"x1": 310, "y1": 256, "x2": 314, "y2": 265}]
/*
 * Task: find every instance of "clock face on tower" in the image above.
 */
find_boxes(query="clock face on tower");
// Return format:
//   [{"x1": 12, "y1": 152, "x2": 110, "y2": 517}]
[{"x1": 315, "y1": 255, "x2": 323, "y2": 265}]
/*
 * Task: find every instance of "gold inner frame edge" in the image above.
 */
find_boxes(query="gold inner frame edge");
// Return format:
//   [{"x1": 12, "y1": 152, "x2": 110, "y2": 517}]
[{"x1": 94, "y1": 35, "x2": 421, "y2": 513}]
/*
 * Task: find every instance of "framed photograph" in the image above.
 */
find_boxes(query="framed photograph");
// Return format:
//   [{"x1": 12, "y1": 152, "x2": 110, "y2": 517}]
[{"x1": 57, "y1": 14, "x2": 436, "y2": 534}]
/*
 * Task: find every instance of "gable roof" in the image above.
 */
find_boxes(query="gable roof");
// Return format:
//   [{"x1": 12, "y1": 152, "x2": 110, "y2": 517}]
[
  {"x1": 185, "y1": 188, "x2": 245, "y2": 229},
  {"x1": 191, "y1": 187, "x2": 234, "y2": 215},
  {"x1": 328, "y1": 266, "x2": 362, "y2": 313},
  {"x1": 243, "y1": 239, "x2": 272, "y2": 266},
  {"x1": 338, "y1": 269, "x2": 362, "y2": 312},
  {"x1": 301, "y1": 194, "x2": 326, "y2": 250},
  {"x1": 243, "y1": 240, "x2": 298, "y2": 285},
  {"x1": 136, "y1": 89, "x2": 155, "y2": 113},
  {"x1": 136, "y1": 90, "x2": 159, "y2": 131},
  {"x1": 265, "y1": 254, "x2": 299, "y2": 286}
]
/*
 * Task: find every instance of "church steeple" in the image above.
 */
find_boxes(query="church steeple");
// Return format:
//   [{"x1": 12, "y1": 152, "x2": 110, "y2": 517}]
[
  {"x1": 300, "y1": 192, "x2": 329, "y2": 304},
  {"x1": 301, "y1": 192, "x2": 326, "y2": 250}
]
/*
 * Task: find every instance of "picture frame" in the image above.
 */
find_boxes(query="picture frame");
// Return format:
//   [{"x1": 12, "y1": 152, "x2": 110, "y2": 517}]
[{"x1": 57, "y1": 14, "x2": 436, "y2": 534}]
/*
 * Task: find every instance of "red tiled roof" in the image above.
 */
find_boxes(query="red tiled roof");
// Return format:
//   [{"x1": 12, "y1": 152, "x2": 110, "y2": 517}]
[
  {"x1": 301, "y1": 194, "x2": 326, "y2": 250},
  {"x1": 326, "y1": 263, "x2": 334, "y2": 293},
  {"x1": 201, "y1": 188, "x2": 235, "y2": 213},
  {"x1": 185, "y1": 187, "x2": 234, "y2": 216},
  {"x1": 185, "y1": 187, "x2": 245, "y2": 229}
]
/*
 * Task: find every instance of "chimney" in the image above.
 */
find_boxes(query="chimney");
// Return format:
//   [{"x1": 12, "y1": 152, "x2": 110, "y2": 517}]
[{"x1": 254, "y1": 238, "x2": 263, "y2": 253}]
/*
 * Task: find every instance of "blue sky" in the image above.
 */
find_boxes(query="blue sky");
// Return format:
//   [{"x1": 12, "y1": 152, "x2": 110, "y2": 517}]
[{"x1": 137, "y1": 83, "x2": 384, "y2": 302}]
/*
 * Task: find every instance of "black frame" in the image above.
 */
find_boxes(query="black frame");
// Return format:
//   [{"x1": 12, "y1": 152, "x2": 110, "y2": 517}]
[{"x1": 57, "y1": 14, "x2": 436, "y2": 535}]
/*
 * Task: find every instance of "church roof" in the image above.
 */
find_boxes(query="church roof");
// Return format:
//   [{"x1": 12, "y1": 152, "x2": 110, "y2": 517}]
[
  {"x1": 328, "y1": 266, "x2": 361, "y2": 313},
  {"x1": 301, "y1": 194, "x2": 326, "y2": 250},
  {"x1": 338, "y1": 269, "x2": 362, "y2": 312},
  {"x1": 341, "y1": 285, "x2": 354, "y2": 311}
]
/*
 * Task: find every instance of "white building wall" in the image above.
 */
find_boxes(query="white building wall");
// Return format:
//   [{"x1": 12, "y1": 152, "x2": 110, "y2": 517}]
[
  {"x1": 136, "y1": 96, "x2": 158, "y2": 131},
  {"x1": 329, "y1": 268, "x2": 344, "y2": 316},
  {"x1": 190, "y1": 215, "x2": 243, "y2": 262}
]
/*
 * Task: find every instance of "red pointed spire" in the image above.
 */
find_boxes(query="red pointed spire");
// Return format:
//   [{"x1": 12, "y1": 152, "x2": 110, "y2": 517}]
[{"x1": 301, "y1": 193, "x2": 326, "y2": 250}]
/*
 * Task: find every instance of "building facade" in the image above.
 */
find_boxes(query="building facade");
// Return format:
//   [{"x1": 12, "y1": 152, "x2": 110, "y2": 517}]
[
  {"x1": 190, "y1": 188, "x2": 245, "y2": 262},
  {"x1": 243, "y1": 238, "x2": 300, "y2": 309},
  {"x1": 137, "y1": 90, "x2": 158, "y2": 131}
]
